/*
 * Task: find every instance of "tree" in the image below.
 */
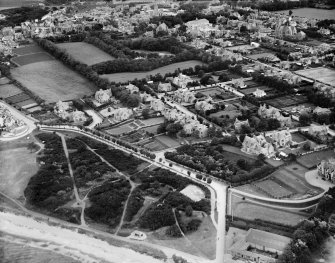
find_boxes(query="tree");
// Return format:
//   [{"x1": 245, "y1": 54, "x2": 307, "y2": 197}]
[
  {"x1": 126, "y1": 94, "x2": 140, "y2": 108},
  {"x1": 166, "y1": 123, "x2": 183, "y2": 136},
  {"x1": 299, "y1": 113, "x2": 312, "y2": 126},
  {"x1": 27, "y1": 142, "x2": 37, "y2": 153},
  {"x1": 142, "y1": 108, "x2": 150, "y2": 119},
  {"x1": 303, "y1": 142, "x2": 310, "y2": 151},
  {"x1": 198, "y1": 70, "x2": 205, "y2": 78},
  {"x1": 185, "y1": 205, "x2": 193, "y2": 217},
  {"x1": 218, "y1": 73, "x2": 230, "y2": 82}
]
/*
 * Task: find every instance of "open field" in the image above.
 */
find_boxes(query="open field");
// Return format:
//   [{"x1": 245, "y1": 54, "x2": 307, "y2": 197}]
[
  {"x1": 14, "y1": 45, "x2": 46, "y2": 56},
  {"x1": 296, "y1": 67, "x2": 335, "y2": 86},
  {"x1": 12, "y1": 53, "x2": 54, "y2": 66},
  {"x1": 57, "y1": 42, "x2": 115, "y2": 66},
  {"x1": 101, "y1": 60, "x2": 205, "y2": 83},
  {"x1": 232, "y1": 197, "x2": 307, "y2": 226},
  {"x1": 297, "y1": 149, "x2": 335, "y2": 169},
  {"x1": 255, "y1": 180, "x2": 292, "y2": 198},
  {"x1": 11, "y1": 61, "x2": 97, "y2": 103},
  {"x1": 0, "y1": 147, "x2": 39, "y2": 199}
]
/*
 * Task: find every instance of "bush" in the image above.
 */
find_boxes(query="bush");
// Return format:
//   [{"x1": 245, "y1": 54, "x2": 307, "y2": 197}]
[
  {"x1": 166, "y1": 224, "x2": 183, "y2": 237},
  {"x1": 138, "y1": 203, "x2": 175, "y2": 230}
]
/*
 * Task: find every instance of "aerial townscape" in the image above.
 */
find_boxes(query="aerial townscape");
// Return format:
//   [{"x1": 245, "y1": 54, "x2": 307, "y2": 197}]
[{"x1": 0, "y1": 0, "x2": 335, "y2": 263}]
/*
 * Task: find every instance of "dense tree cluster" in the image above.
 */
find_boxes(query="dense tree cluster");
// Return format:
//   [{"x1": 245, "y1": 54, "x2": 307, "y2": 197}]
[
  {"x1": 165, "y1": 141, "x2": 274, "y2": 184},
  {"x1": 24, "y1": 133, "x2": 74, "y2": 218},
  {"x1": 279, "y1": 187, "x2": 335, "y2": 263},
  {"x1": 85, "y1": 178, "x2": 131, "y2": 227},
  {"x1": 251, "y1": 72, "x2": 298, "y2": 93},
  {"x1": 66, "y1": 138, "x2": 114, "y2": 187},
  {"x1": 0, "y1": 7, "x2": 48, "y2": 28},
  {"x1": 124, "y1": 168, "x2": 211, "y2": 224}
]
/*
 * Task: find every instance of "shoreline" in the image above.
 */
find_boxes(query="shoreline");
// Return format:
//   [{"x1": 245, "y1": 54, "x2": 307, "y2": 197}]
[{"x1": 0, "y1": 211, "x2": 164, "y2": 263}]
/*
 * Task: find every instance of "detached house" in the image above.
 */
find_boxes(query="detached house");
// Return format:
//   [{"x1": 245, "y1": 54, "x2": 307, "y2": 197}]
[
  {"x1": 150, "y1": 99, "x2": 165, "y2": 112},
  {"x1": 241, "y1": 135, "x2": 275, "y2": 158}
]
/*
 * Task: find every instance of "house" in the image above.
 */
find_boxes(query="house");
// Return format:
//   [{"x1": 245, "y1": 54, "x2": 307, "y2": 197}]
[
  {"x1": 195, "y1": 99, "x2": 215, "y2": 112},
  {"x1": 54, "y1": 100, "x2": 71, "y2": 119},
  {"x1": 95, "y1": 88, "x2": 113, "y2": 104},
  {"x1": 266, "y1": 129, "x2": 293, "y2": 148},
  {"x1": 172, "y1": 73, "x2": 193, "y2": 89},
  {"x1": 183, "y1": 120, "x2": 208, "y2": 138},
  {"x1": 313, "y1": 106, "x2": 331, "y2": 115},
  {"x1": 241, "y1": 135, "x2": 275, "y2": 158},
  {"x1": 228, "y1": 228, "x2": 291, "y2": 263},
  {"x1": 125, "y1": 83, "x2": 139, "y2": 94},
  {"x1": 308, "y1": 124, "x2": 329, "y2": 137},
  {"x1": 253, "y1": 88, "x2": 266, "y2": 98},
  {"x1": 112, "y1": 108, "x2": 133, "y2": 122},
  {"x1": 150, "y1": 98, "x2": 165, "y2": 112},
  {"x1": 234, "y1": 119, "x2": 249, "y2": 133},
  {"x1": 317, "y1": 159, "x2": 335, "y2": 183},
  {"x1": 173, "y1": 89, "x2": 196, "y2": 104},
  {"x1": 232, "y1": 79, "x2": 246, "y2": 89},
  {"x1": 72, "y1": 110, "x2": 87, "y2": 123},
  {"x1": 158, "y1": 82, "x2": 172, "y2": 92},
  {"x1": 140, "y1": 92, "x2": 153, "y2": 103},
  {"x1": 258, "y1": 104, "x2": 291, "y2": 127}
]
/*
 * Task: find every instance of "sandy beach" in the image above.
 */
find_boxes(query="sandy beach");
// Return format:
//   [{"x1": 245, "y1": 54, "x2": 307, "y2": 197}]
[{"x1": 0, "y1": 212, "x2": 163, "y2": 263}]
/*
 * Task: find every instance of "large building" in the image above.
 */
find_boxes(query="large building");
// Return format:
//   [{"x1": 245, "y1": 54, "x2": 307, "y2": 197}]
[
  {"x1": 317, "y1": 158, "x2": 335, "y2": 183},
  {"x1": 228, "y1": 228, "x2": 291, "y2": 263}
]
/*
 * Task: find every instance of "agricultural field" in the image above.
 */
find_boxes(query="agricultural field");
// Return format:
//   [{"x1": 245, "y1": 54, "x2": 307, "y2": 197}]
[
  {"x1": 0, "y1": 146, "x2": 39, "y2": 199},
  {"x1": 296, "y1": 67, "x2": 335, "y2": 86},
  {"x1": 297, "y1": 149, "x2": 335, "y2": 169},
  {"x1": 13, "y1": 45, "x2": 45, "y2": 56},
  {"x1": 0, "y1": 84, "x2": 22, "y2": 98},
  {"x1": 11, "y1": 61, "x2": 97, "y2": 103},
  {"x1": 12, "y1": 44, "x2": 54, "y2": 66},
  {"x1": 57, "y1": 42, "x2": 116, "y2": 66},
  {"x1": 12, "y1": 52, "x2": 54, "y2": 66},
  {"x1": 101, "y1": 60, "x2": 206, "y2": 83}
]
